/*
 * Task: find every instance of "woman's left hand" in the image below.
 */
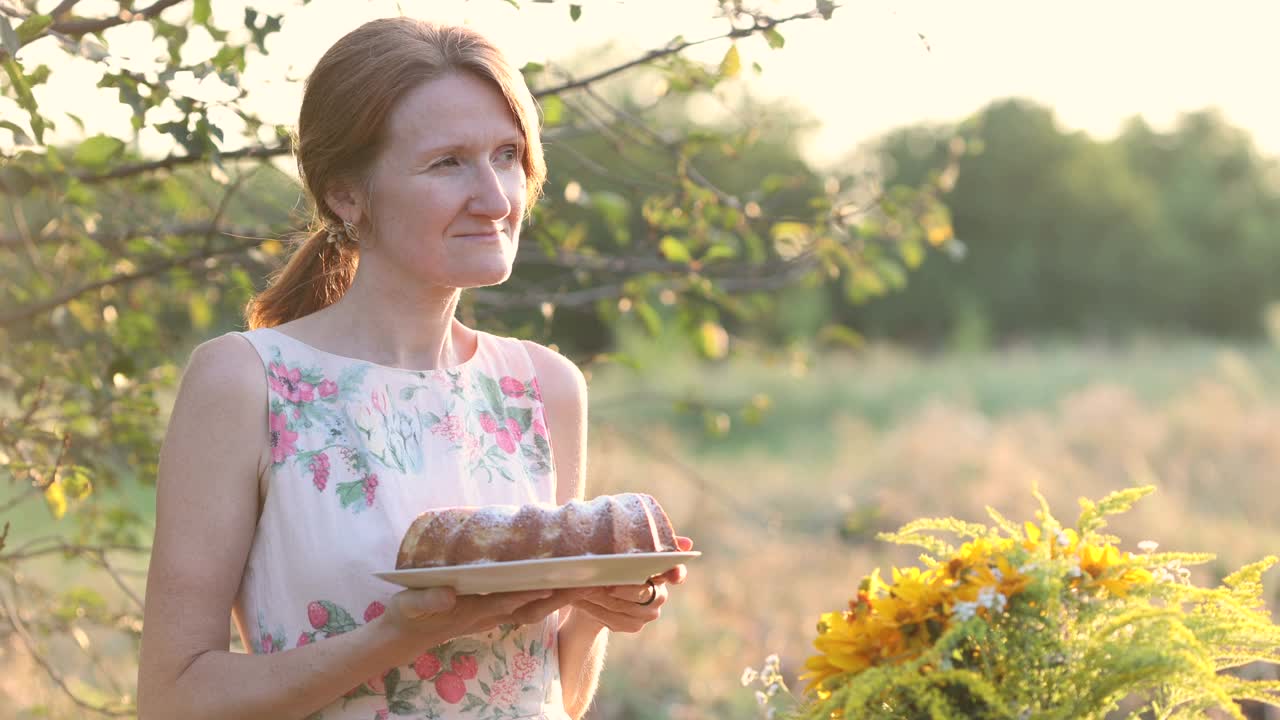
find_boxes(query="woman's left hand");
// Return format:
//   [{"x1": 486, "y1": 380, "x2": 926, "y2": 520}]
[{"x1": 569, "y1": 536, "x2": 694, "y2": 633}]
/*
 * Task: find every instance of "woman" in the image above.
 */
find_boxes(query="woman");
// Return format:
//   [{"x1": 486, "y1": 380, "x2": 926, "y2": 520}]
[{"x1": 137, "y1": 18, "x2": 691, "y2": 720}]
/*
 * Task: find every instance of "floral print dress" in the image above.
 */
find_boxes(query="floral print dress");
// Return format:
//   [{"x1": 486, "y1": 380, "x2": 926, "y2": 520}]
[{"x1": 230, "y1": 327, "x2": 570, "y2": 720}]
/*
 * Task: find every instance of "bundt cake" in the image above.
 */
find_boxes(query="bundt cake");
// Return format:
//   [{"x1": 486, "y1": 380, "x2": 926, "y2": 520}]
[{"x1": 396, "y1": 493, "x2": 679, "y2": 569}]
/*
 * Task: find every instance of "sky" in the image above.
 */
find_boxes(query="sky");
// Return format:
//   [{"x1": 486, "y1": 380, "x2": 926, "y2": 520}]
[{"x1": 8, "y1": 0, "x2": 1280, "y2": 169}]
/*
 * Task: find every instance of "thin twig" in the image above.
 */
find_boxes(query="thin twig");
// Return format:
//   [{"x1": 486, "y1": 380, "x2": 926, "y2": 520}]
[
  {"x1": 531, "y1": 8, "x2": 824, "y2": 98},
  {"x1": 89, "y1": 550, "x2": 145, "y2": 612},
  {"x1": 0, "y1": 580, "x2": 135, "y2": 716},
  {"x1": 2, "y1": 539, "x2": 151, "y2": 562}
]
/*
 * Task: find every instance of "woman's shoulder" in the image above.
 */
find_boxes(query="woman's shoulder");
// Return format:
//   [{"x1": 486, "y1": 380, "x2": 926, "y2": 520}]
[
  {"x1": 516, "y1": 340, "x2": 584, "y2": 387},
  {"x1": 516, "y1": 339, "x2": 587, "y2": 418},
  {"x1": 177, "y1": 331, "x2": 269, "y2": 405}
]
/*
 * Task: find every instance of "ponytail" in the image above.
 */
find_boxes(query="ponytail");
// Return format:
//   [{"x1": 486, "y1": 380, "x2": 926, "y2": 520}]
[{"x1": 244, "y1": 230, "x2": 358, "y2": 329}]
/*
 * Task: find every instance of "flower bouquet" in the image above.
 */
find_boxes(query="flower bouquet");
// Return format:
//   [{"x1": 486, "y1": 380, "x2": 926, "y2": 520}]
[{"x1": 747, "y1": 486, "x2": 1280, "y2": 719}]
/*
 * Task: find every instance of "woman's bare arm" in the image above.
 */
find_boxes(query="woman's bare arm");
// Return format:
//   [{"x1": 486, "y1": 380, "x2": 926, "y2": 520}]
[{"x1": 523, "y1": 341, "x2": 609, "y2": 719}]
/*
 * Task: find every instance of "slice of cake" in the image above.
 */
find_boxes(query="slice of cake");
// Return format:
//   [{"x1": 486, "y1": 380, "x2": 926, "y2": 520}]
[{"x1": 396, "y1": 493, "x2": 679, "y2": 569}]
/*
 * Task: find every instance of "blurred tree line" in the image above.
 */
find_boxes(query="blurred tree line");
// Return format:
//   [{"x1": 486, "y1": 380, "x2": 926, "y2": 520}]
[{"x1": 846, "y1": 99, "x2": 1280, "y2": 348}]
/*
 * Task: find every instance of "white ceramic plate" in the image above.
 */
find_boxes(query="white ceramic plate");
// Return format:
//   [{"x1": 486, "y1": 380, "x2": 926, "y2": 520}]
[{"x1": 374, "y1": 551, "x2": 701, "y2": 595}]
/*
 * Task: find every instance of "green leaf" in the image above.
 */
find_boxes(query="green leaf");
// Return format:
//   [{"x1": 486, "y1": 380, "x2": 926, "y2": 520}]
[
  {"x1": 194, "y1": 0, "x2": 212, "y2": 25},
  {"x1": 384, "y1": 668, "x2": 400, "y2": 698},
  {"x1": 506, "y1": 406, "x2": 533, "y2": 433},
  {"x1": 659, "y1": 235, "x2": 692, "y2": 264},
  {"x1": 63, "y1": 468, "x2": 93, "y2": 500},
  {"x1": 72, "y1": 135, "x2": 125, "y2": 168},
  {"x1": 569, "y1": 4, "x2": 582, "y2": 21},
  {"x1": 520, "y1": 61, "x2": 544, "y2": 75},
  {"x1": 817, "y1": 324, "x2": 865, "y2": 349},
  {"x1": 0, "y1": 15, "x2": 19, "y2": 57},
  {"x1": 635, "y1": 301, "x2": 662, "y2": 337},
  {"x1": 701, "y1": 245, "x2": 738, "y2": 263},
  {"x1": 336, "y1": 479, "x2": 367, "y2": 510},
  {"x1": 478, "y1": 374, "x2": 504, "y2": 417},
  {"x1": 764, "y1": 28, "x2": 785, "y2": 49},
  {"x1": 719, "y1": 44, "x2": 741, "y2": 78},
  {"x1": 540, "y1": 94, "x2": 563, "y2": 126}
]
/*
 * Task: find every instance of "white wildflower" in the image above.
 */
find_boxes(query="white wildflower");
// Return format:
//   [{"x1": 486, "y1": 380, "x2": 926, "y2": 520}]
[
  {"x1": 755, "y1": 690, "x2": 768, "y2": 706},
  {"x1": 1138, "y1": 540, "x2": 1159, "y2": 553},
  {"x1": 740, "y1": 667, "x2": 758, "y2": 687},
  {"x1": 1056, "y1": 529, "x2": 1072, "y2": 547},
  {"x1": 953, "y1": 600, "x2": 979, "y2": 621}
]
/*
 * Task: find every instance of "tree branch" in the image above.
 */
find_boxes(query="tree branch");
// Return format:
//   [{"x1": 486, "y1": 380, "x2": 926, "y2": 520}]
[
  {"x1": 74, "y1": 143, "x2": 290, "y2": 186},
  {"x1": 46, "y1": 0, "x2": 185, "y2": 38},
  {"x1": 530, "y1": 7, "x2": 825, "y2": 99},
  {"x1": 0, "y1": 0, "x2": 188, "y2": 63},
  {"x1": 0, "y1": 235, "x2": 262, "y2": 329},
  {"x1": 0, "y1": 220, "x2": 291, "y2": 248}
]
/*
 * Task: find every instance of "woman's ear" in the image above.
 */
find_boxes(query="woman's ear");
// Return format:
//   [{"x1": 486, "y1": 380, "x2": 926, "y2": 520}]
[{"x1": 323, "y1": 180, "x2": 364, "y2": 226}]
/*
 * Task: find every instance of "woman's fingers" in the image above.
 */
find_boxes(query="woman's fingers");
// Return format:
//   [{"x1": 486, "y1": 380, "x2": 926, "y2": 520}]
[
  {"x1": 570, "y1": 598, "x2": 650, "y2": 633},
  {"x1": 506, "y1": 589, "x2": 587, "y2": 625},
  {"x1": 398, "y1": 587, "x2": 458, "y2": 619}
]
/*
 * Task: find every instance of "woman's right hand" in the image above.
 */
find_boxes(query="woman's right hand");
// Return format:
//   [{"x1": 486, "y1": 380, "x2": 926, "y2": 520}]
[{"x1": 379, "y1": 586, "x2": 585, "y2": 662}]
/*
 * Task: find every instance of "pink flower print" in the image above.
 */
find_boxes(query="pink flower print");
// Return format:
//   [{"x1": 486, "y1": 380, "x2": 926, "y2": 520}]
[
  {"x1": 413, "y1": 652, "x2": 442, "y2": 680},
  {"x1": 363, "y1": 474, "x2": 379, "y2": 506},
  {"x1": 487, "y1": 675, "x2": 519, "y2": 707},
  {"x1": 297, "y1": 632, "x2": 312, "y2": 647},
  {"x1": 367, "y1": 671, "x2": 386, "y2": 695},
  {"x1": 375, "y1": 709, "x2": 389, "y2": 720},
  {"x1": 307, "y1": 601, "x2": 329, "y2": 630},
  {"x1": 430, "y1": 414, "x2": 465, "y2": 443},
  {"x1": 269, "y1": 412, "x2": 298, "y2": 463},
  {"x1": 451, "y1": 654, "x2": 479, "y2": 680},
  {"x1": 494, "y1": 428, "x2": 516, "y2": 454},
  {"x1": 318, "y1": 379, "x2": 338, "y2": 398},
  {"x1": 308, "y1": 452, "x2": 330, "y2": 491},
  {"x1": 435, "y1": 671, "x2": 466, "y2": 704},
  {"x1": 532, "y1": 404, "x2": 548, "y2": 439},
  {"x1": 499, "y1": 376, "x2": 526, "y2": 398},
  {"x1": 371, "y1": 389, "x2": 387, "y2": 414},
  {"x1": 260, "y1": 632, "x2": 274, "y2": 653},
  {"x1": 463, "y1": 434, "x2": 484, "y2": 463},
  {"x1": 363, "y1": 601, "x2": 385, "y2": 623},
  {"x1": 530, "y1": 376, "x2": 542, "y2": 401},
  {"x1": 511, "y1": 651, "x2": 538, "y2": 682},
  {"x1": 478, "y1": 412, "x2": 499, "y2": 434},
  {"x1": 505, "y1": 417, "x2": 523, "y2": 443},
  {"x1": 269, "y1": 363, "x2": 315, "y2": 403}
]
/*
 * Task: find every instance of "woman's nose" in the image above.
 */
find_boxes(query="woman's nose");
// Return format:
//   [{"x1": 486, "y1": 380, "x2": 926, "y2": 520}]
[{"x1": 468, "y1": 166, "x2": 513, "y2": 219}]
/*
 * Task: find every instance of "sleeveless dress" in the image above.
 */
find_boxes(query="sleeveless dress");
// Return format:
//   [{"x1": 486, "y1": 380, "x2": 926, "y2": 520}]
[{"x1": 229, "y1": 327, "x2": 571, "y2": 720}]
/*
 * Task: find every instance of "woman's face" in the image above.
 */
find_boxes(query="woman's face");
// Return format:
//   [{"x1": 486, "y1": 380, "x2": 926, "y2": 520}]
[{"x1": 356, "y1": 71, "x2": 528, "y2": 290}]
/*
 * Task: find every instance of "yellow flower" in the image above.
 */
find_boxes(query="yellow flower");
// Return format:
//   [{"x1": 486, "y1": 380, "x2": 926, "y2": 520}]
[{"x1": 1077, "y1": 543, "x2": 1153, "y2": 597}]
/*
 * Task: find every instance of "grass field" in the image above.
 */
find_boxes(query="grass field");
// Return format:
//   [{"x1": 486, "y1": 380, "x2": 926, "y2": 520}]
[{"x1": 3, "y1": 337, "x2": 1279, "y2": 719}]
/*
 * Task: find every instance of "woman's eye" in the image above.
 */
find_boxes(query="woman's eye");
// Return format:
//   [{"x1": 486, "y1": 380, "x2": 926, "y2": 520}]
[
  {"x1": 433, "y1": 157, "x2": 459, "y2": 169},
  {"x1": 496, "y1": 146, "x2": 519, "y2": 164}
]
